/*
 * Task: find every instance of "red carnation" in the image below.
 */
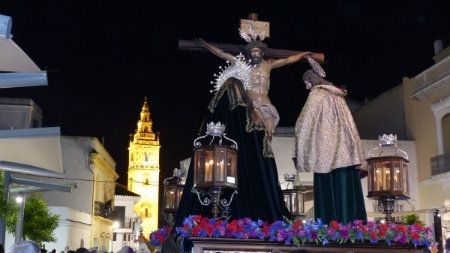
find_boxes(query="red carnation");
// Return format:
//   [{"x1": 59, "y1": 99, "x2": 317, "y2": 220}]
[
  {"x1": 397, "y1": 224, "x2": 408, "y2": 233},
  {"x1": 206, "y1": 225, "x2": 214, "y2": 236},
  {"x1": 192, "y1": 226, "x2": 201, "y2": 236},
  {"x1": 292, "y1": 220, "x2": 303, "y2": 230},
  {"x1": 262, "y1": 225, "x2": 270, "y2": 236},
  {"x1": 330, "y1": 220, "x2": 340, "y2": 230},
  {"x1": 193, "y1": 215, "x2": 202, "y2": 224},
  {"x1": 370, "y1": 231, "x2": 378, "y2": 240},
  {"x1": 414, "y1": 222, "x2": 423, "y2": 229}
]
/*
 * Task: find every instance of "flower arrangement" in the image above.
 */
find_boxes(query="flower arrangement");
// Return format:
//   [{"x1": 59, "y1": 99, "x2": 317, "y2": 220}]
[
  {"x1": 150, "y1": 215, "x2": 437, "y2": 250},
  {"x1": 149, "y1": 225, "x2": 172, "y2": 246}
]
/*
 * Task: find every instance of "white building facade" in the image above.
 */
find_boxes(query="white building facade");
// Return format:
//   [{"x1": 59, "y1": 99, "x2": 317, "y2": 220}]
[
  {"x1": 112, "y1": 186, "x2": 141, "y2": 253},
  {"x1": 5, "y1": 137, "x2": 119, "y2": 252}
]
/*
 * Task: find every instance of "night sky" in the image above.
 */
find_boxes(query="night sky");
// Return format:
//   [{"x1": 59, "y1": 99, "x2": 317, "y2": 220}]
[{"x1": 1, "y1": 1, "x2": 449, "y2": 185}]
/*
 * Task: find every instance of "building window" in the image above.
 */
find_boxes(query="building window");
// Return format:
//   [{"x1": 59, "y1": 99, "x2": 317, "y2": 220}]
[
  {"x1": 145, "y1": 208, "x2": 148, "y2": 217},
  {"x1": 145, "y1": 178, "x2": 149, "y2": 185},
  {"x1": 115, "y1": 206, "x2": 126, "y2": 226},
  {"x1": 431, "y1": 99, "x2": 450, "y2": 176},
  {"x1": 113, "y1": 233, "x2": 116, "y2": 241},
  {"x1": 432, "y1": 97, "x2": 450, "y2": 154},
  {"x1": 442, "y1": 114, "x2": 450, "y2": 154}
]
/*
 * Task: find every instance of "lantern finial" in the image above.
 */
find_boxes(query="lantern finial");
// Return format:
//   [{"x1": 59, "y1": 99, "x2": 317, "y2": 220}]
[
  {"x1": 194, "y1": 122, "x2": 238, "y2": 149},
  {"x1": 206, "y1": 122, "x2": 226, "y2": 137},
  {"x1": 378, "y1": 134, "x2": 397, "y2": 146}
]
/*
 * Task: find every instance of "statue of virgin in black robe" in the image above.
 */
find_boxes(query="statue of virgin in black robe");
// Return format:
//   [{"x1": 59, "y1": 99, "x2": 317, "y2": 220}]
[{"x1": 174, "y1": 77, "x2": 290, "y2": 228}]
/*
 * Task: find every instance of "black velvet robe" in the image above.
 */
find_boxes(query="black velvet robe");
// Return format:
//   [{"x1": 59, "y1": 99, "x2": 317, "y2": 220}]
[{"x1": 174, "y1": 78, "x2": 290, "y2": 228}]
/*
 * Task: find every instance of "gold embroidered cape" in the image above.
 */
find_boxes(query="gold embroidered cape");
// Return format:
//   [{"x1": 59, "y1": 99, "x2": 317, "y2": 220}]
[{"x1": 294, "y1": 84, "x2": 367, "y2": 173}]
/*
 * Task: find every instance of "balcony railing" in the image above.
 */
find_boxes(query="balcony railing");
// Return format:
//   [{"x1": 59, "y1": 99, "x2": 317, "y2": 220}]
[
  {"x1": 94, "y1": 200, "x2": 114, "y2": 219},
  {"x1": 430, "y1": 154, "x2": 450, "y2": 176}
]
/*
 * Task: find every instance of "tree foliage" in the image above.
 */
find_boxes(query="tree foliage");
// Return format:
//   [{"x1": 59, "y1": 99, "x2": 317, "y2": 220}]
[
  {"x1": 0, "y1": 173, "x2": 60, "y2": 244},
  {"x1": 0, "y1": 172, "x2": 16, "y2": 220},
  {"x1": 404, "y1": 213, "x2": 424, "y2": 226},
  {"x1": 5, "y1": 194, "x2": 60, "y2": 244}
]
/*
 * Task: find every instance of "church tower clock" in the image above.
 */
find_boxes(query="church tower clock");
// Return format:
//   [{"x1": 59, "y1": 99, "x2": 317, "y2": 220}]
[{"x1": 128, "y1": 97, "x2": 160, "y2": 236}]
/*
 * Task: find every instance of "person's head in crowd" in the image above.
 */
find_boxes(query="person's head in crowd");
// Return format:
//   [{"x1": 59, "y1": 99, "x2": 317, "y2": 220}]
[
  {"x1": 10, "y1": 241, "x2": 40, "y2": 253},
  {"x1": 75, "y1": 248, "x2": 89, "y2": 253}
]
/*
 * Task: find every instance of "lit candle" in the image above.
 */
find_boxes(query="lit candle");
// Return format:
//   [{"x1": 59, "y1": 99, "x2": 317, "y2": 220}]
[
  {"x1": 217, "y1": 159, "x2": 225, "y2": 181},
  {"x1": 205, "y1": 160, "x2": 213, "y2": 181},
  {"x1": 375, "y1": 168, "x2": 381, "y2": 190},
  {"x1": 167, "y1": 190, "x2": 175, "y2": 209},
  {"x1": 384, "y1": 168, "x2": 390, "y2": 190}
]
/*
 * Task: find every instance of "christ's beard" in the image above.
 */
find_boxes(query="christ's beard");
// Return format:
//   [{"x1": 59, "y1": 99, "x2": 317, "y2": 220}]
[{"x1": 251, "y1": 56, "x2": 262, "y2": 65}]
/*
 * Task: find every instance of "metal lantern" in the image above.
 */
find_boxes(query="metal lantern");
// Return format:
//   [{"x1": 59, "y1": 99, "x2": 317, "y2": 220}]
[
  {"x1": 367, "y1": 134, "x2": 409, "y2": 223},
  {"x1": 162, "y1": 167, "x2": 186, "y2": 225},
  {"x1": 282, "y1": 174, "x2": 313, "y2": 219},
  {"x1": 192, "y1": 122, "x2": 238, "y2": 218}
]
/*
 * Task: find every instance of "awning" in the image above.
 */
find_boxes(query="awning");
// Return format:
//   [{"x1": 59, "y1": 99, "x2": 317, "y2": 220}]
[
  {"x1": 0, "y1": 37, "x2": 41, "y2": 72},
  {"x1": 0, "y1": 14, "x2": 48, "y2": 87},
  {"x1": 0, "y1": 72, "x2": 47, "y2": 88},
  {"x1": 9, "y1": 176, "x2": 77, "y2": 193},
  {"x1": 0, "y1": 127, "x2": 63, "y2": 174}
]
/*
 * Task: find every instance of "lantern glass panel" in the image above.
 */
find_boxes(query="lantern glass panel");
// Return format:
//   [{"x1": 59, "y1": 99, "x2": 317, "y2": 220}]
[
  {"x1": 215, "y1": 147, "x2": 226, "y2": 182},
  {"x1": 226, "y1": 150, "x2": 237, "y2": 185},
  {"x1": 283, "y1": 192, "x2": 291, "y2": 212},
  {"x1": 383, "y1": 164, "x2": 391, "y2": 191},
  {"x1": 164, "y1": 187, "x2": 176, "y2": 209},
  {"x1": 195, "y1": 150, "x2": 206, "y2": 184},
  {"x1": 291, "y1": 192, "x2": 298, "y2": 213},
  {"x1": 402, "y1": 162, "x2": 409, "y2": 194},
  {"x1": 393, "y1": 160, "x2": 401, "y2": 191},
  {"x1": 296, "y1": 191, "x2": 304, "y2": 214},
  {"x1": 375, "y1": 161, "x2": 392, "y2": 191},
  {"x1": 374, "y1": 163, "x2": 383, "y2": 191},
  {"x1": 205, "y1": 150, "x2": 214, "y2": 182},
  {"x1": 175, "y1": 189, "x2": 183, "y2": 210}
]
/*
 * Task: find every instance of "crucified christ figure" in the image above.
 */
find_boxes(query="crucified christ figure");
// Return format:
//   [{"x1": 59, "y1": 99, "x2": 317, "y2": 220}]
[{"x1": 198, "y1": 38, "x2": 318, "y2": 140}]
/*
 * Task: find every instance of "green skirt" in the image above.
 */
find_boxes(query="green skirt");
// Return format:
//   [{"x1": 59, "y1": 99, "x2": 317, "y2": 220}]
[{"x1": 314, "y1": 166, "x2": 367, "y2": 225}]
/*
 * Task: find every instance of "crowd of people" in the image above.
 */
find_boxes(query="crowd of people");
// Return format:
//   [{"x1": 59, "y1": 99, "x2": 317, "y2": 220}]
[
  {"x1": 1, "y1": 234, "x2": 155, "y2": 253},
  {"x1": 5, "y1": 241, "x2": 93, "y2": 253}
]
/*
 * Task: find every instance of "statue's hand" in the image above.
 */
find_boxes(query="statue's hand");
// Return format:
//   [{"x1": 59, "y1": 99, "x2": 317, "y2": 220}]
[
  {"x1": 303, "y1": 51, "x2": 313, "y2": 57},
  {"x1": 195, "y1": 38, "x2": 206, "y2": 47}
]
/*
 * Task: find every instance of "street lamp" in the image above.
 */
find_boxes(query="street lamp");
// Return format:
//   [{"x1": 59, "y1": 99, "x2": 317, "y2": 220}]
[
  {"x1": 14, "y1": 193, "x2": 26, "y2": 243},
  {"x1": 192, "y1": 122, "x2": 238, "y2": 219},
  {"x1": 15, "y1": 195, "x2": 23, "y2": 204},
  {"x1": 367, "y1": 134, "x2": 409, "y2": 223},
  {"x1": 162, "y1": 167, "x2": 186, "y2": 225}
]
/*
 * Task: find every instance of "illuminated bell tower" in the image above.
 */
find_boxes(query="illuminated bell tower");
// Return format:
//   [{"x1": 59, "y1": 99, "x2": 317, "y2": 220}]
[{"x1": 127, "y1": 97, "x2": 160, "y2": 236}]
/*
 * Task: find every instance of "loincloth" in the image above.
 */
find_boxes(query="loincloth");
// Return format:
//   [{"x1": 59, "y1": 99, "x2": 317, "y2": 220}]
[{"x1": 252, "y1": 101, "x2": 280, "y2": 128}]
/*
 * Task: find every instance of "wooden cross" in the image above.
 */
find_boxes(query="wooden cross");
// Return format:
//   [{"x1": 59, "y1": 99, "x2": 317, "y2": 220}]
[{"x1": 178, "y1": 13, "x2": 325, "y2": 62}]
